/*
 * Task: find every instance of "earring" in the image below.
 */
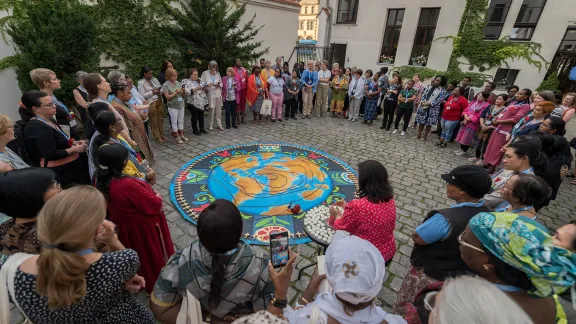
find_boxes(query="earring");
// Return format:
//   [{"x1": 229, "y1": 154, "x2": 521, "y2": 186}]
[{"x1": 483, "y1": 264, "x2": 490, "y2": 271}]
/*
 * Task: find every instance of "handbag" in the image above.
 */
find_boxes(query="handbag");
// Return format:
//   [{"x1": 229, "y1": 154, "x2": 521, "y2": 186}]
[
  {"x1": 176, "y1": 289, "x2": 207, "y2": 324},
  {"x1": 261, "y1": 99, "x2": 273, "y2": 116},
  {"x1": 0, "y1": 252, "x2": 34, "y2": 324}
]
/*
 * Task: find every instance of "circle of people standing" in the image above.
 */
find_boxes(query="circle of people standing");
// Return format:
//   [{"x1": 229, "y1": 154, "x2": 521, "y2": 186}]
[{"x1": 0, "y1": 58, "x2": 576, "y2": 324}]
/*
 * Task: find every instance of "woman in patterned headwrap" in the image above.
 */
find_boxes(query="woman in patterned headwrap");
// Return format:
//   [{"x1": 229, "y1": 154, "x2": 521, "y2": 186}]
[{"x1": 460, "y1": 212, "x2": 576, "y2": 324}]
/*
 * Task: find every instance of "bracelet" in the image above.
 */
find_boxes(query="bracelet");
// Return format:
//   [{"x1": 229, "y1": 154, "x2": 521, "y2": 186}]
[{"x1": 271, "y1": 297, "x2": 288, "y2": 309}]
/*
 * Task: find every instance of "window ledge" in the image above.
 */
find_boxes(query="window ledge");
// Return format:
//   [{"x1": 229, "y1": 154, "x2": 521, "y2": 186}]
[
  {"x1": 377, "y1": 62, "x2": 395, "y2": 66},
  {"x1": 334, "y1": 22, "x2": 357, "y2": 26}
]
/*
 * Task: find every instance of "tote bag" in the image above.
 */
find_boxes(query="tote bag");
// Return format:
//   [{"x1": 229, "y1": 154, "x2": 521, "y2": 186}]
[
  {"x1": 261, "y1": 99, "x2": 273, "y2": 116},
  {"x1": 176, "y1": 289, "x2": 207, "y2": 324},
  {"x1": 0, "y1": 253, "x2": 34, "y2": 324}
]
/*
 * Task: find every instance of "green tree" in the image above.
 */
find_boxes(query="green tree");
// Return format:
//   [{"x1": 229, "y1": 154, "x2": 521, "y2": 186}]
[
  {"x1": 160, "y1": 0, "x2": 268, "y2": 74},
  {"x1": 536, "y1": 72, "x2": 560, "y2": 92},
  {"x1": 6, "y1": 0, "x2": 99, "y2": 102}
]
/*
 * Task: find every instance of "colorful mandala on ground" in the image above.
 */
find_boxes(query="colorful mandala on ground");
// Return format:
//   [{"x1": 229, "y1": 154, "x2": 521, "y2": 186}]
[{"x1": 170, "y1": 143, "x2": 358, "y2": 245}]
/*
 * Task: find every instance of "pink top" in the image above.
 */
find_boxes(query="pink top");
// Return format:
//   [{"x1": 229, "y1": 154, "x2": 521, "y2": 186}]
[
  {"x1": 221, "y1": 76, "x2": 241, "y2": 104},
  {"x1": 462, "y1": 101, "x2": 490, "y2": 131},
  {"x1": 233, "y1": 66, "x2": 248, "y2": 90},
  {"x1": 494, "y1": 102, "x2": 531, "y2": 134},
  {"x1": 333, "y1": 196, "x2": 397, "y2": 261}
]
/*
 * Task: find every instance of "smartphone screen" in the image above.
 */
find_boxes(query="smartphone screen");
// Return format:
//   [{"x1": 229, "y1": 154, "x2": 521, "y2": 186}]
[{"x1": 270, "y1": 231, "x2": 289, "y2": 268}]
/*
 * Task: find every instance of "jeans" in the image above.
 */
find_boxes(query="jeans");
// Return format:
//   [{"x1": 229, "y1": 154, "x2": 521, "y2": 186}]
[
  {"x1": 394, "y1": 107, "x2": 413, "y2": 132},
  {"x1": 270, "y1": 92, "x2": 284, "y2": 120},
  {"x1": 285, "y1": 97, "x2": 298, "y2": 118},
  {"x1": 168, "y1": 107, "x2": 185, "y2": 132},
  {"x1": 224, "y1": 100, "x2": 237, "y2": 127},
  {"x1": 187, "y1": 103, "x2": 205, "y2": 133},
  {"x1": 382, "y1": 100, "x2": 397, "y2": 129},
  {"x1": 440, "y1": 118, "x2": 459, "y2": 140}
]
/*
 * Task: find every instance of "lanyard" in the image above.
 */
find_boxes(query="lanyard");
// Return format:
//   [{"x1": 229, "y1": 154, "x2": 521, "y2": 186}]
[
  {"x1": 51, "y1": 95, "x2": 70, "y2": 115},
  {"x1": 34, "y1": 116, "x2": 70, "y2": 141},
  {"x1": 0, "y1": 150, "x2": 24, "y2": 165},
  {"x1": 77, "y1": 248, "x2": 95, "y2": 256},
  {"x1": 111, "y1": 137, "x2": 137, "y2": 157},
  {"x1": 78, "y1": 85, "x2": 87, "y2": 94},
  {"x1": 495, "y1": 202, "x2": 534, "y2": 214}
]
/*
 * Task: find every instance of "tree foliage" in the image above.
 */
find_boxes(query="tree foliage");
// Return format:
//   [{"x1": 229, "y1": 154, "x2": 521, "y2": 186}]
[
  {"x1": 6, "y1": 0, "x2": 99, "y2": 102},
  {"x1": 536, "y1": 72, "x2": 560, "y2": 92},
  {"x1": 159, "y1": 0, "x2": 268, "y2": 74}
]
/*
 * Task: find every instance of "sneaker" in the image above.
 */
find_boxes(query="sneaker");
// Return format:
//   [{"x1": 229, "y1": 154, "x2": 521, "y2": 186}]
[
  {"x1": 453, "y1": 149, "x2": 462, "y2": 153},
  {"x1": 467, "y1": 157, "x2": 479, "y2": 162},
  {"x1": 476, "y1": 160, "x2": 485, "y2": 166},
  {"x1": 455, "y1": 151, "x2": 466, "y2": 156},
  {"x1": 400, "y1": 131, "x2": 406, "y2": 136},
  {"x1": 200, "y1": 129, "x2": 208, "y2": 134},
  {"x1": 392, "y1": 129, "x2": 398, "y2": 134},
  {"x1": 208, "y1": 127, "x2": 214, "y2": 131}
]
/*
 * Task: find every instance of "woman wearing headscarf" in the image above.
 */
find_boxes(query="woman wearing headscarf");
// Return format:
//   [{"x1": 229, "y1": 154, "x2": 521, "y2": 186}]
[
  {"x1": 201, "y1": 60, "x2": 224, "y2": 131},
  {"x1": 267, "y1": 231, "x2": 406, "y2": 323},
  {"x1": 460, "y1": 212, "x2": 576, "y2": 324},
  {"x1": 483, "y1": 88, "x2": 532, "y2": 172},
  {"x1": 151, "y1": 200, "x2": 273, "y2": 323},
  {"x1": 394, "y1": 165, "x2": 492, "y2": 315},
  {"x1": 95, "y1": 144, "x2": 173, "y2": 294},
  {"x1": 414, "y1": 76, "x2": 448, "y2": 141},
  {"x1": 72, "y1": 71, "x2": 89, "y2": 124}
]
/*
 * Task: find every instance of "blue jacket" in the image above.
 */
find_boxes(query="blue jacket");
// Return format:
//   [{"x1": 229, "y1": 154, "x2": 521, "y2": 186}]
[{"x1": 300, "y1": 69, "x2": 319, "y2": 93}]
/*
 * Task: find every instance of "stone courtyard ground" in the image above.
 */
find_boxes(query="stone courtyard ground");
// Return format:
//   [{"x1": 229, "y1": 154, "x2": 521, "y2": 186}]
[{"x1": 152, "y1": 110, "x2": 576, "y2": 311}]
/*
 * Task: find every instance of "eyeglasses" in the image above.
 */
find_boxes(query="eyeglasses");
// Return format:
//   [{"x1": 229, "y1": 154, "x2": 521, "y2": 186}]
[
  {"x1": 424, "y1": 291, "x2": 438, "y2": 315},
  {"x1": 458, "y1": 232, "x2": 485, "y2": 253},
  {"x1": 53, "y1": 181, "x2": 62, "y2": 192}
]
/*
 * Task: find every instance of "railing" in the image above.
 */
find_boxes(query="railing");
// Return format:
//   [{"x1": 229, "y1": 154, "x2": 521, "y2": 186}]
[{"x1": 287, "y1": 45, "x2": 332, "y2": 66}]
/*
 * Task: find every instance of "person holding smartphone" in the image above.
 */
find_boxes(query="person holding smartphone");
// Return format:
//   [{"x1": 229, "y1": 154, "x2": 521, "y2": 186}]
[
  {"x1": 161, "y1": 68, "x2": 187, "y2": 144},
  {"x1": 201, "y1": 60, "x2": 224, "y2": 131}
]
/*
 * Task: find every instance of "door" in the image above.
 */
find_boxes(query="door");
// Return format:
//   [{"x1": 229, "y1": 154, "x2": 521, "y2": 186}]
[{"x1": 331, "y1": 43, "x2": 347, "y2": 68}]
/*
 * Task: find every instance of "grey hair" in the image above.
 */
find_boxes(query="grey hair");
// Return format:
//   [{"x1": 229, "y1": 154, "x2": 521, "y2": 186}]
[
  {"x1": 107, "y1": 70, "x2": 125, "y2": 86},
  {"x1": 275, "y1": 56, "x2": 282, "y2": 61},
  {"x1": 75, "y1": 71, "x2": 87, "y2": 81},
  {"x1": 436, "y1": 276, "x2": 533, "y2": 324},
  {"x1": 208, "y1": 60, "x2": 218, "y2": 69}
]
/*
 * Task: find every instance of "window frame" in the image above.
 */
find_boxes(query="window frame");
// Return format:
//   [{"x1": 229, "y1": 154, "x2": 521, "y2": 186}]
[
  {"x1": 379, "y1": 8, "x2": 405, "y2": 62},
  {"x1": 510, "y1": 0, "x2": 547, "y2": 41},
  {"x1": 483, "y1": 0, "x2": 512, "y2": 40},
  {"x1": 336, "y1": 0, "x2": 359, "y2": 24},
  {"x1": 409, "y1": 7, "x2": 441, "y2": 67},
  {"x1": 493, "y1": 68, "x2": 520, "y2": 90}
]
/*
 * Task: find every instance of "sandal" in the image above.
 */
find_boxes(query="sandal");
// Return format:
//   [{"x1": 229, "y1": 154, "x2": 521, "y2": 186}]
[{"x1": 176, "y1": 138, "x2": 184, "y2": 144}]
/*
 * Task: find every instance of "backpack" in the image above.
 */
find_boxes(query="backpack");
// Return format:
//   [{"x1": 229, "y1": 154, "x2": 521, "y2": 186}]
[{"x1": 6, "y1": 119, "x2": 36, "y2": 167}]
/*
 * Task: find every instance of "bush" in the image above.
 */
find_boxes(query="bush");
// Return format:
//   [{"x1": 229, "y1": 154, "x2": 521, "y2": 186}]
[
  {"x1": 536, "y1": 72, "x2": 560, "y2": 92},
  {"x1": 7, "y1": 0, "x2": 99, "y2": 103}
]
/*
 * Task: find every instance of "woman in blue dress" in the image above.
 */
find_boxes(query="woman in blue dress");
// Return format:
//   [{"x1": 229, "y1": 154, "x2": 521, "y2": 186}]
[
  {"x1": 415, "y1": 75, "x2": 447, "y2": 141},
  {"x1": 363, "y1": 75, "x2": 381, "y2": 125}
]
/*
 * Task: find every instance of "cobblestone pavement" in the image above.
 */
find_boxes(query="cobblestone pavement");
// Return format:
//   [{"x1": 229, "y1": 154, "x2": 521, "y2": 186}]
[{"x1": 151, "y1": 110, "x2": 576, "y2": 312}]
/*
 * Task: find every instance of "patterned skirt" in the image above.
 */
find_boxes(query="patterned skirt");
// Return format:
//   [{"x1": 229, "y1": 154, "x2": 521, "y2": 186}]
[
  {"x1": 330, "y1": 99, "x2": 345, "y2": 113},
  {"x1": 251, "y1": 95, "x2": 263, "y2": 113},
  {"x1": 415, "y1": 105, "x2": 440, "y2": 126},
  {"x1": 364, "y1": 98, "x2": 378, "y2": 120},
  {"x1": 470, "y1": 128, "x2": 495, "y2": 155},
  {"x1": 393, "y1": 266, "x2": 441, "y2": 316},
  {"x1": 456, "y1": 126, "x2": 477, "y2": 146}
]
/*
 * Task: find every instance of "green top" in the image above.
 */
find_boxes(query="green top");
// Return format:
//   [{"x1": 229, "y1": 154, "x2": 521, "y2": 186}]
[{"x1": 398, "y1": 88, "x2": 417, "y2": 109}]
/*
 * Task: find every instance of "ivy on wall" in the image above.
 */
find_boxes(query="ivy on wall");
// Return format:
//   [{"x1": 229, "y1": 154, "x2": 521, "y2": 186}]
[{"x1": 398, "y1": 0, "x2": 547, "y2": 88}]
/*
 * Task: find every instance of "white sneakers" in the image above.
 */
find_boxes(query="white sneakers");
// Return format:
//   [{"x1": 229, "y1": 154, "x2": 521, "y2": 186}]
[
  {"x1": 400, "y1": 131, "x2": 406, "y2": 136},
  {"x1": 392, "y1": 129, "x2": 398, "y2": 134}
]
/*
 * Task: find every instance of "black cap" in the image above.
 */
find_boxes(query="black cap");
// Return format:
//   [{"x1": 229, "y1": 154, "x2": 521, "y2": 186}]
[{"x1": 440, "y1": 165, "x2": 492, "y2": 199}]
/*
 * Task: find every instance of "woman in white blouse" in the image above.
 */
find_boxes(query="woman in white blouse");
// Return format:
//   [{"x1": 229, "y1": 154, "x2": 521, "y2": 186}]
[
  {"x1": 137, "y1": 66, "x2": 166, "y2": 142},
  {"x1": 315, "y1": 61, "x2": 331, "y2": 118},
  {"x1": 201, "y1": 61, "x2": 224, "y2": 131}
]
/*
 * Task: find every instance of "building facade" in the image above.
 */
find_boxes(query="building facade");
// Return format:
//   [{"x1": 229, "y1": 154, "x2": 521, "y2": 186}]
[
  {"x1": 298, "y1": 0, "x2": 320, "y2": 41},
  {"x1": 326, "y1": 0, "x2": 576, "y2": 91}
]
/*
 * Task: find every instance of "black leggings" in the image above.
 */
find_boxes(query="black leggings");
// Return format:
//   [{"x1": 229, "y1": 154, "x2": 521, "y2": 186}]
[
  {"x1": 382, "y1": 100, "x2": 397, "y2": 129},
  {"x1": 187, "y1": 103, "x2": 205, "y2": 132},
  {"x1": 285, "y1": 97, "x2": 298, "y2": 118},
  {"x1": 461, "y1": 144, "x2": 483, "y2": 158},
  {"x1": 394, "y1": 107, "x2": 413, "y2": 131}
]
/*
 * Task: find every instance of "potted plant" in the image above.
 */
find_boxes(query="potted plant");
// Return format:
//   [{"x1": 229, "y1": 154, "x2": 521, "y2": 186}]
[
  {"x1": 379, "y1": 55, "x2": 394, "y2": 64},
  {"x1": 411, "y1": 55, "x2": 427, "y2": 66}
]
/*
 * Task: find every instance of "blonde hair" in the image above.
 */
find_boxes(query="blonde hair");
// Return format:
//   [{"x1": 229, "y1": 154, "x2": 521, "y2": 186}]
[
  {"x1": 0, "y1": 114, "x2": 13, "y2": 135},
  {"x1": 30, "y1": 68, "x2": 56, "y2": 89},
  {"x1": 226, "y1": 67, "x2": 234, "y2": 74},
  {"x1": 165, "y1": 68, "x2": 178, "y2": 79},
  {"x1": 36, "y1": 186, "x2": 106, "y2": 309},
  {"x1": 563, "y1": 92, "x2": 576, "y2": 107}
]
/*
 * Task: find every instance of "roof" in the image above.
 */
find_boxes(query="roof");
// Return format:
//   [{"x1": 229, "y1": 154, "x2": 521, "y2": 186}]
[{"x1": 264, "y1": 0, "x2": 300, "y2": 7}]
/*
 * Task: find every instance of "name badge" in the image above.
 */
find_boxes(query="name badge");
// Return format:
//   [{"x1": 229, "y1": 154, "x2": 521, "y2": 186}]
[
  {"x1": 485, "y1": 120, "x2": 492, "y2": 125},
  {"x1": 308, "y1": 81, "x2": 312, "y2": 85},
  {"x1": 177, "y1": 97, "x2": 183, "y2": 102},
  {"x1": 60, "y1": 125, "x2": 71, "y2": 138},
  {"x1": 497, "y1": 114, "x2": 504, "y2": 118},
  {"x1": 242, "y1": 78, "x2": 245, "y2": 82},
  {"x1": 69, "y1": 119, "x2": 77, "y2": 127}
]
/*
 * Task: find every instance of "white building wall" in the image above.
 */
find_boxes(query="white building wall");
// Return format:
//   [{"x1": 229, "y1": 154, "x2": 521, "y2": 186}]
[
  {"x1": 0, "y1": 11, "x2": 22, "y2": 121},
  {"x1": 327, "y1": 0, "x2": 465, "y2": 74},
  {"x1": 241, "y1": 0, "x2": 300, "y2": 67}
]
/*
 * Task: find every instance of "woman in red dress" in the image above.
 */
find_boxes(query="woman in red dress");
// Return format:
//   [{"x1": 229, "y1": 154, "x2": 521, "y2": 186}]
[
  {"x1": 94, "y1": 143, "x2": 174, "y2": 293},
  {"x1": 329, "y1": 160, "x2": 397, "y2": 265}
]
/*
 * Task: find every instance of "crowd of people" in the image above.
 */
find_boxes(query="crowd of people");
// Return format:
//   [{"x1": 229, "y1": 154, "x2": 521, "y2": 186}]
[{"x1": 0, "y1": 58, "x2": 575, "y2": 324}]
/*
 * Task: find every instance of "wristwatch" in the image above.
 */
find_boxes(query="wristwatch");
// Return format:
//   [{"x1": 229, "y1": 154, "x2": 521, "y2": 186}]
[{"x1": 271, "y1": 295, "x2": 288, "y2": 309}]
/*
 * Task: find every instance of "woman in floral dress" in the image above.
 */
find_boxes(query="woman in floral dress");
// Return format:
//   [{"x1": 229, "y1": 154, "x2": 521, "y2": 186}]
[
  {"x1": 363, "y1": 74, "x2": 381, "y2": 125},
  {"x1": 414, "y1": 76, "x2": 447, "y2": 141},
  {"x1": 329, "y1": 68, "x2": 348, "y2": 117}
]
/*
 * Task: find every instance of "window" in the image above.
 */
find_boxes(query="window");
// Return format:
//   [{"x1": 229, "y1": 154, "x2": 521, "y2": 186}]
[
  {"x1": 494, "y1": 68, "x2": 520, "y2": 89},
  {"x1": 307, "y1": 20, "x2": 315, "y2": 30},
  {"x1": 299, "y1": 21, "x2": 304, "y2": 30},
  {"x1": 559, "y1": 28, "x2": 576, "y2": 52},
  {"x1": 379, "y1": 9, "x2": 405, "y2": 62},
  {"x1": 483, "y1": 0, "x2": 512, "y2": 39},
  {"x1": 312, "y1": 6, "x2": 315, "y2": 14},
  {"x1": 510, "y1": 0, "x2": 546, "y2": 40},
  {"x1": 305, "y1": 6, "x2": 308, "y2": 14},
  {"x1": 336, "y1": 0, "x2": 359, "y2": 24},
  {"x1": 409, "y1": 8, "x2": 441, "y2": 66}
]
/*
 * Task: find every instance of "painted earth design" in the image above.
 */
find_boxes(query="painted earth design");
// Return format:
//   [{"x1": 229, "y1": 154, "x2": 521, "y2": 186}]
[{"x1": 170, "y1": 143, "x2": 358, "y2": 245}]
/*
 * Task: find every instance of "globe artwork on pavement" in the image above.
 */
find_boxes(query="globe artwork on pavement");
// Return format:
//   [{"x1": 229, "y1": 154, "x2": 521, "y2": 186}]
[{"x1": 170, "y1": 143, "x2": 358, "y2": 245}]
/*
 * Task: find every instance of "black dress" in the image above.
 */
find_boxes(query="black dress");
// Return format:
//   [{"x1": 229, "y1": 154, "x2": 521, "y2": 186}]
[
  {"x1": 14, "y1": 249, "x2": 155, "y2": 324},
  {"x1": 23, "y1": 119, "x2": 89, "y2": 187}
]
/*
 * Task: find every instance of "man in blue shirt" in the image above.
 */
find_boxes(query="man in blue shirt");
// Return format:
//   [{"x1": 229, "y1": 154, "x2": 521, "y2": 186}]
[{"x1": 300, "y1": 60, "x2": 318, "y2": 119}]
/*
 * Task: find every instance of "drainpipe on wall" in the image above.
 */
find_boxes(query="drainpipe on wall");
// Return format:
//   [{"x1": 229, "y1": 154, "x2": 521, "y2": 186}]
[{"x1": 323, "y1": 0, "x2": 332, "y2": 49}]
